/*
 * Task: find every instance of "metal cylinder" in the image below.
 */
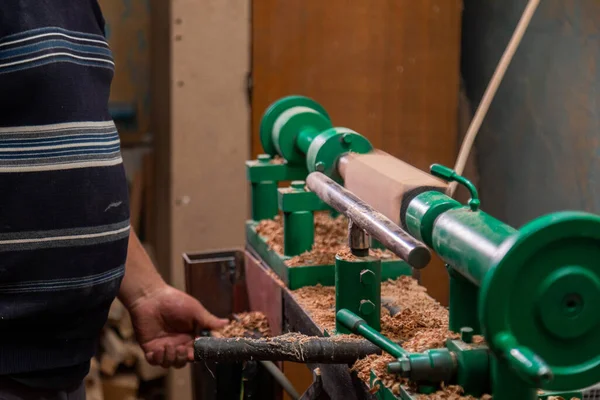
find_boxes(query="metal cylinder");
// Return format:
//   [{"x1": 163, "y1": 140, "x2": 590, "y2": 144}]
[
  {"x1": 251, "y1": 181, "x2": 278, "y2": 221},
  {"x1": 306, "y1": 172, "x2": 431, "y2": 268},
  {"x1": 348, "y1": 220, "x2": 369, "y2": 256},
  {"x1": 387, "y1": 349, "x2": 456, "y2": 383},
  {"x1": 406, "y1": 191, "x2": 517, "y2": 286},
  {"x1": 296, "y1": 128, "x2": 319, "y2": 154}
]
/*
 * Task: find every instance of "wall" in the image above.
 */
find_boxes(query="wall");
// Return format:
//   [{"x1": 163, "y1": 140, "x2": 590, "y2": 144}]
[
  {"x1": 462, "y1": 0, "x2": 600, "y2": 225},
  {"x1": 98, "y1": 0, "x2": 152, "y2": 146},
  {"x1": 153, "y1": 1, "x2": 251, "y2": 399},
  {"x1": 252, "y1": 0, "x2": 464, "y2": 305}
]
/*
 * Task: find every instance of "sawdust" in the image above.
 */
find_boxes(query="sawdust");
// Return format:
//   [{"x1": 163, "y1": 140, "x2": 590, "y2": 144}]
[
  {"x1": 292, "y1": 276, "x2": 490, "y2": 399},
  {"x1": 270, "y1": 155, "x2": 285, "y2": 165},
  {"x1": 292, "y1": 284, "x2": 336, "y2": 329},
  {"x1": 212, "y1": 312, "x2": 271, "y2": 338},
  {"x1": 336, "y1": 247, "x2": 395, "y2": 261},
  {"x1": 546, "y1": 397, "x2": 580, "y2": 400},
  {"x1": 255, "y1": 212, "x2": 398, "y2": 267},
  {"x1": 255, "y1": 215, "x2": 285, "y2": 254},
  {"x1": 413, "y1": 385, "x2": 490, "y2": 400}
]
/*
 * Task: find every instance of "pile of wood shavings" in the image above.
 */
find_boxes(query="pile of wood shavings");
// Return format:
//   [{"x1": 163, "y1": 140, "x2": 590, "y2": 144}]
[
  {"x1": 212, "y1": 311, "x2": 271, "y2": 338},
  {"x1": 292, "y1": 276, "x2": 488, "y2": 399},
  {"x1": 546, "y1": 397, "x2": 580, "y2": 400},
  {"x1": 414, "y1": 386, "x2": 491, "y2": 400},
  {"x1": 270, "y1": 155, "x2": 285, "y2": 164},
  {"x1": 255, "y1": 213, "x2": 397, "y2": 266}
]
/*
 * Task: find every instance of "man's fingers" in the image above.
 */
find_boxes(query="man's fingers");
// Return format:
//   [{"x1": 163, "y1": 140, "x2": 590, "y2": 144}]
[
  {"x1": 148, "y1": 348, "x2": 165, "y2": 366},
  {"x1": 143, "y1": 336, "x2": 195, "y2": 368},
  {"x1": 173, "y1": 345, "x2": 189, "y2": 368},
  {"x1": 194, "y1": 303, "x2": 229, "y2": 330},
  {"x1": 162, "y1": 344, "x2": 176, "y2": 368}
]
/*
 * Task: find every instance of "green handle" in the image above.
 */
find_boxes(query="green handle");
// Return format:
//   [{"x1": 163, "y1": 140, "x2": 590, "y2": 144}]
[
  {"x1": 494, "y1": 332, "x2": 553, "y2": 385},
  {"x1": 336, "y1": 309, "x2": 409, "y2": 359},
  {"x1": 430, "y1": 164, "x2": 480, "y2": 211}
]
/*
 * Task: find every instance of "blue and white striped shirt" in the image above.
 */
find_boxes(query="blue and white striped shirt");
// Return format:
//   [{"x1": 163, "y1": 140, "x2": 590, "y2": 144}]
[{"x1": 0, "y1": 0, "x2": 130, "y2": 388}]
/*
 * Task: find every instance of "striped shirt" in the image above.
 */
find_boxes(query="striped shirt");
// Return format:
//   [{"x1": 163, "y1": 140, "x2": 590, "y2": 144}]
[{"x1": 0, "y1": 0, "x2": 130, "y2": 389}]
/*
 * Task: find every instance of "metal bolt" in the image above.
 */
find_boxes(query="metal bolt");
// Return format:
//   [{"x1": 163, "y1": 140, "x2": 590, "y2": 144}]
[
  {"x1": 342, "y1": 133, "x2": 353, "y2": 144},
  {"x1": 315, "y1": 162, "x2": 325, "y2": 172},
  {"x1": 360, "y1": 269, "x2": 375, "y2": 285},
  {"x1": 359, "y1": 300, "x2": 375, "y2": 315},
  {"x1": 387, "y1": 358, "x2": 411, "y2": 377},
  {"x1": 349, "y1": 220, "x2": 369, "y2": 252},
  {"x1": 291, "y1": 180, "x2": 306, "y2": 191},
  {"x1": 258, "y1": 154, "x2": 272, "y2": 163},
  {"x1": 460, "y1": 327, "x2": 474, "y2": 343},
  {"x1": 400, "y1": 357, "x2": 412, "y2": 376}
]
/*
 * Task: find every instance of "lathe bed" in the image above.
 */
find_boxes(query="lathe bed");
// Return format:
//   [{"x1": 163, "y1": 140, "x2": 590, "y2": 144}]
[{"x1": 186, "y1": 95, "x2": 600, "y2": 400}]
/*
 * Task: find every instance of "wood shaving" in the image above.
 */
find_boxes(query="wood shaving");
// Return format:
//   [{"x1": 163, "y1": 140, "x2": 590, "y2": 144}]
[
  {"x1": 270, "y1": 155, "x2": 285, "y2": 164},
  {"x1": 413, "y1": 384, "x2": 487, "y2": 400},
  {"x1": 292, "y1": 284, "x2": 336, "y2": 329},
  {"x1": 292, "y1": 276, "x2": 491, "y2": 399},
  {"x1": 255, "y1": 212, "x2": 398, "y2": 266},
  {"x1": 546, "y1": 397, "x2": 580, "y2": 400},
  {"x1": 212, "y1": 311, "x2": 271, "y2": 338}
]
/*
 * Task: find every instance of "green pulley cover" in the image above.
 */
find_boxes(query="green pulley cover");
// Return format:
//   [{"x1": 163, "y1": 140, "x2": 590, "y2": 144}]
[
  {"x1": 480, "y1": 211, "x2": 600, "y2": 391},
  {"x1": 259, "y1": 95, "x2": 332, "y2": 161}
]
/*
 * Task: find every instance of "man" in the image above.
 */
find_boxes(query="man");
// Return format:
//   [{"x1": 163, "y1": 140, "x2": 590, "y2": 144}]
[{"x1": 0, "y1": 1, "x2": 227, "y2": 398}]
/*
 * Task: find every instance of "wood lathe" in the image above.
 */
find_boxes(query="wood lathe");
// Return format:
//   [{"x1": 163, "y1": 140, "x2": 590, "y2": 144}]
[{"x1": 184, "y1": 95, "x2": 600, "y2": 400}]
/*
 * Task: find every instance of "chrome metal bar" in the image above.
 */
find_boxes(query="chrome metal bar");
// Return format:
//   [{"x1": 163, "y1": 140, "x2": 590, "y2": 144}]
[{"x1": 306, "y1": 172, "x2": 431, "y2": 268}]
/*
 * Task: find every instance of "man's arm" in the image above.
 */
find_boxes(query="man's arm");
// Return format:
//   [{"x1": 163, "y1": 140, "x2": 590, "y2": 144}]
[
  {"x1": 119, "y1": 231, "x2": 228, "y2": 368},
  {"x1": 118, "y1": 231, "x2": 164, "y2": 309}
]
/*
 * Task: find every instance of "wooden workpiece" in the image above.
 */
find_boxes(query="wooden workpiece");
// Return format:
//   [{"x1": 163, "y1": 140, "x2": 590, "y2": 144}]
[
  {"x1": 341, "y1": 151, "x2": 447, "y2": 227},
  {"x1": 340, "y1": 151, "x2": 450, "y2": 304}
]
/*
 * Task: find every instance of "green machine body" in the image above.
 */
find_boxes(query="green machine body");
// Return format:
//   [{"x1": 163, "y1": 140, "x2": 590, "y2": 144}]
[{"x1": 402, "y1": 164, "x2": 600, "y2": 396}]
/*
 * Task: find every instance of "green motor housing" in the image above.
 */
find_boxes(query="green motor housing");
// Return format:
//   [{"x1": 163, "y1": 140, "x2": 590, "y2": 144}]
[
  {"x1": 259, "y1": 96, "x2": 373, "y2": 181},
  {"x1": 404, "y1": 171, "x2": 600, "y2": 392}
]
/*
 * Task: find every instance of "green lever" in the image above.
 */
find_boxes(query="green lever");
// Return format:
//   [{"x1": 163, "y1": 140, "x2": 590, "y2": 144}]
[
  {"x1": 430, "y1": 164, "x2": 480, "y2": 211},
  {"x1": 336, "y1": 309, "x2": 409, "y2": 359},
  {"x1": 494, "y1": 332, "x2": 553, "y2": 386}
]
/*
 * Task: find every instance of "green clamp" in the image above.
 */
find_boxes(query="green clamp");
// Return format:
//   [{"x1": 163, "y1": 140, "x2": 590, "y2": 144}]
[{"x1": 430, "y1": 164, "x2": 480, "y2": 211}]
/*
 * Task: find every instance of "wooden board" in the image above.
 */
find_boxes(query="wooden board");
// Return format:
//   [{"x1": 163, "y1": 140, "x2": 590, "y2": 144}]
[
  {"x1": 252, "y1": 0, "x2": 462, "y2": 304},
  {"x1": 151, "y1": 0, "x2": 250, "y2": 398}
]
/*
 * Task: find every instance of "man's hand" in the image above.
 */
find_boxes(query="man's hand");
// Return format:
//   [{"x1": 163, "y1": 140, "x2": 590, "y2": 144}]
[
  {"x1": 127, "y1": 284, "x2": 228, "y2": 368},
  {"x1": 118, "y1": 231, "x2": 228, "y2": 369}
]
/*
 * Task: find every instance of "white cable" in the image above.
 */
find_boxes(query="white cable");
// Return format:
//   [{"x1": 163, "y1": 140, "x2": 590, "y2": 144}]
[{"x1": 448, "y1": 0, "x2": 541, "y2": 197}]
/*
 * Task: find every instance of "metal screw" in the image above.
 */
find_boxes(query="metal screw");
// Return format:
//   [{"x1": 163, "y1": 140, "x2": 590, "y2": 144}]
[
  {"x1": 291, "y1": 180, "x2": 306, "y2": 191},
  {"x1": 460, "y1": 327, "x2": 474, "y2": 343},
  {"x1": 315, "y1": 162, "x2": 325, "y2": 172},
  {"x1": 360, "y1": 269, "x2": 375, "y2": 285},
  {"x1": 359, "y1": 300, "x2": 375, "y2": 315}
]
